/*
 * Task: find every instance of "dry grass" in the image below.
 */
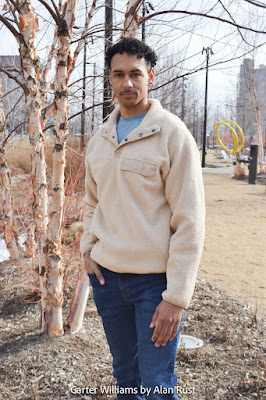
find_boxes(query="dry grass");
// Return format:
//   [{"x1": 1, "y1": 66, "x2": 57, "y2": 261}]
[
  {"x1": 1, "y1": 134, "x2": 88, "y2": 295},
  {"x1": 6, "y1": 136, "x2": 32, "y2": 174},
  {"x1": 6, "y1": 135, "x2": 89, "y2": 181}
]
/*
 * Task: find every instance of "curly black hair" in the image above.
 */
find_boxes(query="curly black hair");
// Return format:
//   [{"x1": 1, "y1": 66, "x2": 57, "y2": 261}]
[{"x1": 105, "y1": 38, "x2": 157, "y2": 70}]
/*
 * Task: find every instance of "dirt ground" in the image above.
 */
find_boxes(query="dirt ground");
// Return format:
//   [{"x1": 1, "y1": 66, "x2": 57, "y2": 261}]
[
  {"x1": 0, "y1": 160, "x2": 265, "y2": 400},
  {"x1": 200, "y1": 169, "x2": 266, "y2": 317}
]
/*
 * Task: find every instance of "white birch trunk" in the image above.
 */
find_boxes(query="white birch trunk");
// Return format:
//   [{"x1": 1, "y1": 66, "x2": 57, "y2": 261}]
[
  {"x1": 244, "y1": 60, "x2": 265, "y2": 174},
  {"x1": 0, "y1": 80, "x2": 20, "y2": 260},
  {"x1": 122, "y1": 0, "x2": 142, "y2": 38},
  {"x1": 45, "y1": 0, "x2": 79, "y2": 337},
  {"x1": 66, "y1": 0, "x2": 98, "y2": 333},
  {"x1": 65, "y1": 267, "x2": 90, "y2": 332},
  {"x1": 252, "y1": 95, "x2": 265, "y2": 173},
  {"x1": 17, "y1": 0, "x2": 49, "y2": 333}
]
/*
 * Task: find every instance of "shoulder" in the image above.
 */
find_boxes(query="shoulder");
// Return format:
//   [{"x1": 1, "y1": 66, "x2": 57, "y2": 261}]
[{"x1": 161, "y1": 108, "x2": 195, "y2": 146}]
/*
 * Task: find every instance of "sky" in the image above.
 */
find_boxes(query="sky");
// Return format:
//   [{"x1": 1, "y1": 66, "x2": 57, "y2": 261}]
[{"x1": 0, "y1": 0, "x2": 266, "y2": 119}]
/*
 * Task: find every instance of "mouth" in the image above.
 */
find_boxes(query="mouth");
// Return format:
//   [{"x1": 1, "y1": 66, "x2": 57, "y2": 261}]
[{"x1": 120, "y1": 91, "x2": 136, "y2": 97}]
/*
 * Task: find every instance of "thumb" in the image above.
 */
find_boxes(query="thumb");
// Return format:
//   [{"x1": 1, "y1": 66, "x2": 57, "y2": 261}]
[{"x1": 150, "y1": 308, "x2": 158, "y2": 328}]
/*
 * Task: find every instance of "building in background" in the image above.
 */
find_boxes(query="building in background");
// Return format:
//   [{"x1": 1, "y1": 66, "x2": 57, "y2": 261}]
[
  {"x1": 0, "y1": 55, "x2": 26, "y2": 136},
  {"x1": 236, "y1": 58, "x2": 266, "y2": 147}
]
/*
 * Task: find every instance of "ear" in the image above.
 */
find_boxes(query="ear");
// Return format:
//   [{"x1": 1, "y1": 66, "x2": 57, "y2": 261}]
[
  {"x1": 109, "y1": 70, "x2": 112, "y2": 86},
  {"x1": 148, "y1": 68, "x2": 155, "y2": 85}
]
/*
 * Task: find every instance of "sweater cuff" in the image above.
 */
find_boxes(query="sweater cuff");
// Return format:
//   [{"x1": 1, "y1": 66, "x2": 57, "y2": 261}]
[
  {"x1": 162, "y1": 290, "x2": 190, "y2": 309},
  {"x1": 80, "y1": 244, "x2": 94, "y2": 259}
]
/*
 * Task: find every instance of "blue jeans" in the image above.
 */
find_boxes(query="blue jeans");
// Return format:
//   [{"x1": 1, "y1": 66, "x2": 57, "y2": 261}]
[{"x1": 88, "y1": 266, "x2": 182, "y2": 400}]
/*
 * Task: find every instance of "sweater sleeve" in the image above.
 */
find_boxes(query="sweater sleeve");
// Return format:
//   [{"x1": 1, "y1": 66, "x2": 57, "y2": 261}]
[
  {"x1": 161, "y1": 133, "x2": 205, "y2": 309},
  {"x1": 80, "y1": 147, "x2": 98, "y2": 258}
]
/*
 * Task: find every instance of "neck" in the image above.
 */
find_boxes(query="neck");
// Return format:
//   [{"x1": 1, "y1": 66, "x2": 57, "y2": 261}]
[{"x1": 119, "y1": 100, "x2": 150, "y2": 118}]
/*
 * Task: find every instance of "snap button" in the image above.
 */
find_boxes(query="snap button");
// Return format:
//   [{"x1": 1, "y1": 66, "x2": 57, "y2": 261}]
[
  {"x1": 139, "y1": 133, "x2": 143, "y2": 137},
  {"x1": 125, "y1": 138, "x2": 128, "y2": 142},
  {"x1": 112, "y1": 136, "x2": 115, "y2": 138},
  {"x1": 152, "y1": 129, "x2": 156, "y2": 133}
]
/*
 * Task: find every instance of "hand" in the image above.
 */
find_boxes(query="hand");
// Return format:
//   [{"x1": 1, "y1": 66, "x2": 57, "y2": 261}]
[
  {"x1": 150, "y1": 300, "x2": 183, "y2": 348},
  {"x1": 83, "y1": 251, "x2": 105, "y2": 285}
]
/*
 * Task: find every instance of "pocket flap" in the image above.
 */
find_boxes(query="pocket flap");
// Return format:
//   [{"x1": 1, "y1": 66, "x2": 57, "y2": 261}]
[{"x1": 120, "y1": 158, "x2": 157, "y2": 177}]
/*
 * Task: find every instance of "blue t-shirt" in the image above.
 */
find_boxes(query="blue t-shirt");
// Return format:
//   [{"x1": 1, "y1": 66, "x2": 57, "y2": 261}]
[{"x1": 117, "y1": 113, "x2": 147, "y2": 144}]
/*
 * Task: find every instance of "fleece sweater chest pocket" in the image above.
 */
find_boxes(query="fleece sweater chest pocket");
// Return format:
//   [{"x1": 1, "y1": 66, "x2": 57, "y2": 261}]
[{"x1": 120, "y1": 158, "x2": 157, "y2": 177}]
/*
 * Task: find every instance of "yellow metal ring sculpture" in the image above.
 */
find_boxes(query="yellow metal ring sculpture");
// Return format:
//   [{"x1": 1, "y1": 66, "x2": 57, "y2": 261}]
[{"x1": 213, "y1": 120, "x2": 245, "y2": 155}]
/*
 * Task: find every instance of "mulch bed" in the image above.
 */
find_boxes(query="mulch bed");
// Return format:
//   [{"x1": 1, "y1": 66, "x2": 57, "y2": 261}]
[{"x1": 0, "y1": 258, "x2": 265, "y2": 400}]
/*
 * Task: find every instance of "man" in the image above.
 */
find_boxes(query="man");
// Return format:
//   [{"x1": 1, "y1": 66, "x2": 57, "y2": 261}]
[{"x1": 80, "y1": 38, "x2": 205, "y2": 400}]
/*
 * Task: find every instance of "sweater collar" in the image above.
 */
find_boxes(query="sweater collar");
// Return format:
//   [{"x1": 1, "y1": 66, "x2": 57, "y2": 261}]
[{"x1": 101, "y1": 99, "x2": 164, "y2": 146}]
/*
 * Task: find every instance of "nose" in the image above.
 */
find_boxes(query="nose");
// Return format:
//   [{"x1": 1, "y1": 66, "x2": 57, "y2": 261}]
[{"x1": 122, "y1": 75, "x2": 133, "y2": 89}]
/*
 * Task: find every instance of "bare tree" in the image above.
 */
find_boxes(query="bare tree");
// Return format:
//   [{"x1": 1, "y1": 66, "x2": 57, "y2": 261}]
[
  {"x1": 0, "y1": 79, "x2": 21, "y2": 260},
  {"x1": 0, "y1": 0, "x2": 98, "y2": 336}
]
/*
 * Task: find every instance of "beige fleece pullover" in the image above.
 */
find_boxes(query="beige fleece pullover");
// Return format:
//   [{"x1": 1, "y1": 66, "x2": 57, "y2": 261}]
[{"x1": 80, "y1": 99, "x2": 205, "y2": 308}]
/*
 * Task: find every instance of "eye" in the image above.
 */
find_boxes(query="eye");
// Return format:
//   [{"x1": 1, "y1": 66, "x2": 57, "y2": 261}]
[
  {"x1": 132, "y1": 73, "x2": 140, "y2": 77},
  {"x1": 115, "y1": 73, "x2": 123, "y2": 77}
]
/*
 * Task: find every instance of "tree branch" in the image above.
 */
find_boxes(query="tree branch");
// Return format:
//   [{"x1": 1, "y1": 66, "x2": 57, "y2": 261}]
[
  {"x1": 0, "y1": 85, "x2": 21, "y2": 99},
  {"x1": 69, "y1": 0, "x2": 98, "y2": 77},
  {"x1": 37, "y1": 0, "x2": 63, "y2": 27},
  {"x1": 138, "y1": 10, "x2": 266, "y2": 35},
  {"x1": 243, "y1": 0, "x2": 266, "y2": 9},
  {"x1": 3, "y1": 120, "x2": 27, "y2": 145},
  {"x1": 5, "y1": 93, "x2": 24, "y2": 120},
  {"x1": 50, "y1": 0, "x2": 63, "y2": 21},
  {"x1": 150, "y1": 41, "x2": 266, "y2": 93},
  {"x1": 0, "y1": 14, "x2": 23, "y2": 43},
  {"x1": 43, "y1": 100, "x2": 109, "y2": 132},
  {"x1": 7, "y1": 0, "x2": 17, "y2": 7},
  {"x1": 6, "y1": 0, "x2": 20, "y2": 27},
  {"x1": 218, "y1": 0, "x2": 254, "y2": 46},
  {"x1": 0, "y1": 66, "x2": 29, "y2": 95},
  {"x1": 70, "y1": 27, "x2": 122, "y2": 44}
]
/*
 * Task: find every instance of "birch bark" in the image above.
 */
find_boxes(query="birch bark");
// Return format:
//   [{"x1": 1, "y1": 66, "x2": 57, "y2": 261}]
[
  {"x1": 122, "y1": 0, "x2": 142, "y2": 37},
  {"x1": 0, "y1": 79, "x2": 20, "y2": 260},
  {"x1": 45, "y1": 0, "x2": 79, "y2": 337},
  {"x1": 252, "y1": 92, "x2": 264, "y2": 173},
  {"x1": 17, "y1": 0, "x2": 49, "y2": 332},
  {"x1": 66, "y1": 266, "x2": 90, "y2": 332},
  {"x1": 66, "y1": 0, "x2": 98, "y2": 333}
]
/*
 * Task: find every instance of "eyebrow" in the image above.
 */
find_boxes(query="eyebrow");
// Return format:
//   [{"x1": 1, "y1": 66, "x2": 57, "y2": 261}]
[{"x1": 112, "y1": 68, "x2": 142, "y2": 73}]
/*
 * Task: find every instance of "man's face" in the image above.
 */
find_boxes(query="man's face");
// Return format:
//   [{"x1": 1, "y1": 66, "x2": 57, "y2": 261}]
[{"x1": 109, "y1": 53, "x2": 154, "y2": 115}]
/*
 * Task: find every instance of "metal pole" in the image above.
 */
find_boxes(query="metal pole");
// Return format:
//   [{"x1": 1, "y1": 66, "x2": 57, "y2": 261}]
[
  {"x1": 142, "y1": 2, "x2": 145, "y2": 42},
  {"x1": 195, "y1": 111, "x2": 198, "y2": 146},
  {"x1": 249, "y1": 144, "x2": 258, "y2": 184},
  {"x1": 103, "y1": 0, "x2": 113, "y2": 121},
  {"x1": 181, "y1": 77, "x2": 185, "y2": 121},
  {"x1": 202, "y1": 47, "x2": 212, "y2": 168},
  {"x1": 193, "y1": 101, "x2": 196, "y2": 141}
]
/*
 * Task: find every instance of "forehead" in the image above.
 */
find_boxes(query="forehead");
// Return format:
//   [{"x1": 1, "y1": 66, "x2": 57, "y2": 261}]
[{"x1": 110, "y1": 53, "x2": 149, "y2": 72}]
